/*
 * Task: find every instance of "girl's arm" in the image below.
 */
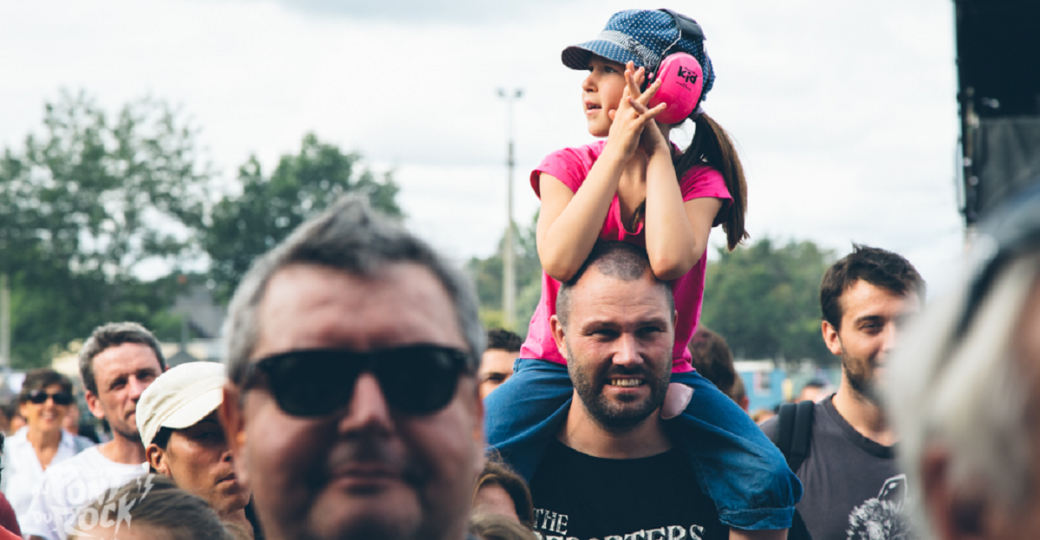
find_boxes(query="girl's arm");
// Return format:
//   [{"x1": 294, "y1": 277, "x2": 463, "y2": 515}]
[
  {"x1": 537, "y1": 67, "x2": 666, "y2": 282},
  {"x1": 536, "y1": 166, "x2": 619, "y2": 283},
  {"x1": 629, "y1": 74, "x2": 722, "y2": 281},
  {"x1": 644, "y1": 156, "x2": 723, "y2": 281}
]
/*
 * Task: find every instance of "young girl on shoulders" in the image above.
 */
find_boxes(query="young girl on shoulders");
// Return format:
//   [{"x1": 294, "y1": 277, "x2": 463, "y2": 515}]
[{"x1": 484, "y1": 9, "x2": 800, "y2": 534}]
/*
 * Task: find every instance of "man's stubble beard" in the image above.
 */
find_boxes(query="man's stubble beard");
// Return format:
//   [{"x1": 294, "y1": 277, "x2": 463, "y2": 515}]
[
  {"x1": 841, "y1": 351, "x2": 885, "y2": 407},
  {"x1": 566, "y1": 341, "x2": 671, "y2": 429}
]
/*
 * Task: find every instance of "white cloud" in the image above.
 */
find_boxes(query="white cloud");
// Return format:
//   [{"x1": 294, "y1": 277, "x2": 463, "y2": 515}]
[{"x1": 0, "y1": 0, "x2": 965, "y2": 292}]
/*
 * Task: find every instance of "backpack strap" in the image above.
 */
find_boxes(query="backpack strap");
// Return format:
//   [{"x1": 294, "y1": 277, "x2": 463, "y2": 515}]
[{"x1": 774, "y1": 400, "x2": 814, "y2": 472}]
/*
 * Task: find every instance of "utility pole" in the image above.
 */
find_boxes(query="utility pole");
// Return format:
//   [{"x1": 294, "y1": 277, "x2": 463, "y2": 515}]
[
  {"x1": 497, "y1": 88, "x2": 523, "y2": 330},
  {"x1": 0, "y1": 274, "x2": 9, "y2": 368}
]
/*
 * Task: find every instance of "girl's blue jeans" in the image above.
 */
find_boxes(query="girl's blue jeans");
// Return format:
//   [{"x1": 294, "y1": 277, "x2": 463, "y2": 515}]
[{"x1": 484, "y1": 358, "x2": 801, "y2": 531}]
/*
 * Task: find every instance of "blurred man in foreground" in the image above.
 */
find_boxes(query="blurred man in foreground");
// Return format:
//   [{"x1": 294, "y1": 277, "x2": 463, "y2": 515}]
[
  {"x1": 220, "y1": 196, "x2": 486, "y2": 540},
  {"x1": 890, "y1": 186, "x2": 1040, "y2": 540}
]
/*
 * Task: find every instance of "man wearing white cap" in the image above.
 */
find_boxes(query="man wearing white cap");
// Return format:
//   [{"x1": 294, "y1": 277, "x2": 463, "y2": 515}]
[{"x1": 138, "y1": 362, "x2": 254, "y2": 538}]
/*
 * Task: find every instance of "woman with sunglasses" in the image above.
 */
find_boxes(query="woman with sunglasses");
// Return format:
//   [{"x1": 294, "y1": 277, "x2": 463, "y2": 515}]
[{"x1": 0, "y1": 369, "x2": 93, "y2": 531}]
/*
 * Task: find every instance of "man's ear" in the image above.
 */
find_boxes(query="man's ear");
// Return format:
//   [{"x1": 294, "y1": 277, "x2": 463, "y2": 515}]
[
  {"x1": 822, "y1": 320, "x2": 843, "y2": 357},
  {"x1": 84, "y1": 390, "x2": 105, "y2": 421},
  {"x1": 220, "y1": 383, "x2": 249, "y2": 484},
  {"x1": 550, "y1": 315, "x2": 568, "y2": 361},
  {"x1": 146, "y1": 444, "x2": 171, "y2": 477}
]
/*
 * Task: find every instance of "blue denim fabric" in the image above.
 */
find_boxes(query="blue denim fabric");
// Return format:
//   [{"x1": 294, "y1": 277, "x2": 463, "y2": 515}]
[{"x1": 484, "y1": 358, "x2": 801, "y2": 530}]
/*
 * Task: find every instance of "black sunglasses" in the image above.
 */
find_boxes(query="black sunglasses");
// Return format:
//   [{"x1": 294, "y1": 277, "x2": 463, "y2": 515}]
[
  {"x1": 243, "y1": 344, "x2": 473, "y2": 417},
  {"x1": 27, "y1": 390, "x2": 74, "y2": 406}
]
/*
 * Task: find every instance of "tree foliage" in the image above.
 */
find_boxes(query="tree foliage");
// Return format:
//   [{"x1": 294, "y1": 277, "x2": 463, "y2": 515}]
[
  {"x1": 201, "y1": 133, "x2": 401, "y2": 302},
  {"x1": 0, "y1": 91, "x2": 212, "y2": 366},
  {"x1": 701, "y1": 238, "x2": 835, "y2": 365},
  {"x1": 466, "y1": 214, "x2": 542, "y2": 335},
  {"x1": 1, "y1": 95, "x2": 403, "y2": 367}
]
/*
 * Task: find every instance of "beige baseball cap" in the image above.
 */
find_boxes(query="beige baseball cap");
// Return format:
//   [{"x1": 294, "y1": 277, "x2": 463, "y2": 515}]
[{"x1": 136, "y1": 361, "x2": 227, "y2": 447}]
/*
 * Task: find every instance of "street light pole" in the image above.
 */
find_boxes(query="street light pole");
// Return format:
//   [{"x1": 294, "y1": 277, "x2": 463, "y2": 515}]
[{"x1": 497, "y1": 88, "x2": 523, "y2": 330}]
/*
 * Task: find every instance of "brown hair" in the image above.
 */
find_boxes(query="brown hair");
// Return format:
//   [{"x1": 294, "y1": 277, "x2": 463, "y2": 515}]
[
  {"x1": 78, "y1": 322, "x2": 166, "y2": 396},
  {"x1": 628, "y1": 113, "x2": 748, "y2": 251},
  {"x1": 71, "y1": 475, "x2": 232, "y2": 540},
  {"x1": 19, "y1": 369, "x2": 73, "y2": 402},
  {"x1": 687, "y1": 326, "x2": 738, "y2": 399},
  {"x1": 820, "y1": 244, "x2": 925, "y2": 330},
  {"x1": 473, "y1": 454, "x2": 535, "y2": 529},
  {"x1": 470, "y1": 513, "x2": 538, "y2": 540}
]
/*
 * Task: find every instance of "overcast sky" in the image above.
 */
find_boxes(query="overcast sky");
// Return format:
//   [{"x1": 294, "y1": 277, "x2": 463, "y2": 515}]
[{"x1": 1, "y1": 0, "x2": 966, "y2": 293}]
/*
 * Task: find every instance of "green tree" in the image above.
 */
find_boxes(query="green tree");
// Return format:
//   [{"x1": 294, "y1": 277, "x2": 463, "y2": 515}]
[
  {"x1": 466, "y1": 213, "x2": 542, "y2": 336},
  {"x1": 701, "y1": 238, "x2": 835, "y2": 366},
  {"x1": 0, "y1": 91, "x2": 212, "y2": 367},
  {"x1": 201, "y1": 133, "x2": 401, "y2": 302}
]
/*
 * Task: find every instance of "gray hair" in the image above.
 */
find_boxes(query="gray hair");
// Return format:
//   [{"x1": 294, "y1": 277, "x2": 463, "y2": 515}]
[
  {"x1": 79, "y1": 322, "x2": 166, "y2": 396},
  {"x1": 223, "y1": 195, "x2": 485, "y2": 386},
  {"x1": 888, "y1": 250, "x2": 1040, "y2": 539}
]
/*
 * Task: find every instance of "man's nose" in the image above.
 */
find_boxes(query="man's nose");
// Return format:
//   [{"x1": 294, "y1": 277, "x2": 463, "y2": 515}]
[
  {"x1": 613, "y1": 333, "x2": 644, "y2": 368},
  {"x1": 878, "y1": 322, "x2": 900, "y2": 360},
  {"x1": 339, "y1": 373, "x2": 394, "y2": 436},
  {"x1": 127, "y1": 377, "x2": 150, "y2": 401}
]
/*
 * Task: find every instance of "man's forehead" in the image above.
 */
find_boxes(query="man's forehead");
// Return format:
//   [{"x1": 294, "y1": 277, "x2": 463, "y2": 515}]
[
  {"x1": 569, "y1": 269, "x2": 670, "y2": 312},
  {"x1": 840, "y1": 279, "x2": 920, "y2": 318},
  {"x1": 93, "y1": 342, "x2": 161, "y2": 377},
  {"x1": 253, "y1": 262, "x2": 465, "y2": 355}
]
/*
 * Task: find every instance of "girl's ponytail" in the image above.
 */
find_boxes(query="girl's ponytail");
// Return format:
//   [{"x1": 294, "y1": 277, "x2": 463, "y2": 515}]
[{"x1": 673, "y1": 112, "x2": 748, "y2": 251}]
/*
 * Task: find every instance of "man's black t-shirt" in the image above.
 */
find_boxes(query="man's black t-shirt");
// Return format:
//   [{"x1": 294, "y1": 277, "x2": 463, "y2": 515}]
[{"x1": 528, "y1": 439, "x2": 727, "y2": 540}]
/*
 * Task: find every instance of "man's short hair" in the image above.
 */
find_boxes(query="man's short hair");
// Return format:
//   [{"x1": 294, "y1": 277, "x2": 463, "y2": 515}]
[
  {"x1": 556, "y1": 241, "x2": 674, "y2": 328},
  {"x1": 486, "y1": 328, "x2": 522, "y2": 353},
  {"x1": 820, "y1": 244, "x2": 925, "y2": 330},
  {"x1": 688, "y1": 326, "x2": 737, "y2": 396},
  {"x1": 224, "y1": 195, "x2": 485, "y2": 386},
  {"x1": 73, "y1": 476, "x2": 232, "y2": 540},
  {"x1": 78, "y1": 322, "x2": 166, "y2": 396},
  {"x1": 19, "y1": 369, "x2": 74, "y2": 402}
]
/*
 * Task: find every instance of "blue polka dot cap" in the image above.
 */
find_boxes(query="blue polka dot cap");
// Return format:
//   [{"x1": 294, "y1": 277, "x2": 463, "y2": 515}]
[{"x1": 562, "y1": 9, "x2": 715, "y2": 100}]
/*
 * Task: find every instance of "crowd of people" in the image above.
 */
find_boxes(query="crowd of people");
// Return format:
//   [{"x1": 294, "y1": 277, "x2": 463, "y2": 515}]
[{"x1": 2, "y1": 7, "x2": 1039, "y2": 540}]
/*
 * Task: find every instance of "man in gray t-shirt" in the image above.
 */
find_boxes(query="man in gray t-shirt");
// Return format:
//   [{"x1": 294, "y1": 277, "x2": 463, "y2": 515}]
[{"x1": 761, "y1": 245, "x2": 923, "y2": 540}]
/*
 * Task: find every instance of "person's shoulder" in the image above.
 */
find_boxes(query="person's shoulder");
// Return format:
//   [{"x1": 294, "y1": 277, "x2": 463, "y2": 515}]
[
  {"x1": 759, "y1": 414, "x2": 779, "y2": 439},
  {"x1": 5, "y1": 428, "x2": 28, "y2": 445},
  {"x1": 40, "y1": 445, "x2": 102, "y2": 479},
  {"x1": 70, "y1": 433, "x2": 96, "y2": 453},
  {"x1": 534, "y1": 140, "x2": 606, "y2": 195},
  {"x1": 678, "y1": 163, "x2": 725, "y2": 188},
  {"x1": 542, "y1": 141, "x2": 607, "y2": 171}
]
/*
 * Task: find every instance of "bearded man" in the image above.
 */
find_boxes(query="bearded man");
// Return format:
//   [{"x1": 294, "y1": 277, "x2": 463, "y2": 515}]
[
  {"x1": 762, "y1": 244, "x2": 924, "y2": 540},
  {"x1": 523, "y1": 241, "x2": 784, "y2": 540}
]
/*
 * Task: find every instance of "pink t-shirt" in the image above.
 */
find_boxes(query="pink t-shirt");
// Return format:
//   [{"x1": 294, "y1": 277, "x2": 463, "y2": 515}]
[{"x1": 519, "y1": 140, "x2": 732, "y2": 372}]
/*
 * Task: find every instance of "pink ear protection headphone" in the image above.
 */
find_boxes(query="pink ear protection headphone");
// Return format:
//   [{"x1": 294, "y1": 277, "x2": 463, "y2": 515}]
[
  {"x1": 645, "y1": 9, "x2": 706, "y2": 124},
  {"x1": 647, "y1": 53, "x2": 704, "y2": 124}
]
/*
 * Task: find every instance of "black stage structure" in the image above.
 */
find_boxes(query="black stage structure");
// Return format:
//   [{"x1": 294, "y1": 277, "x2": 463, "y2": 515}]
[{"x1": 956, "y1": 0, "x2": 1040, "y2": 224}]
